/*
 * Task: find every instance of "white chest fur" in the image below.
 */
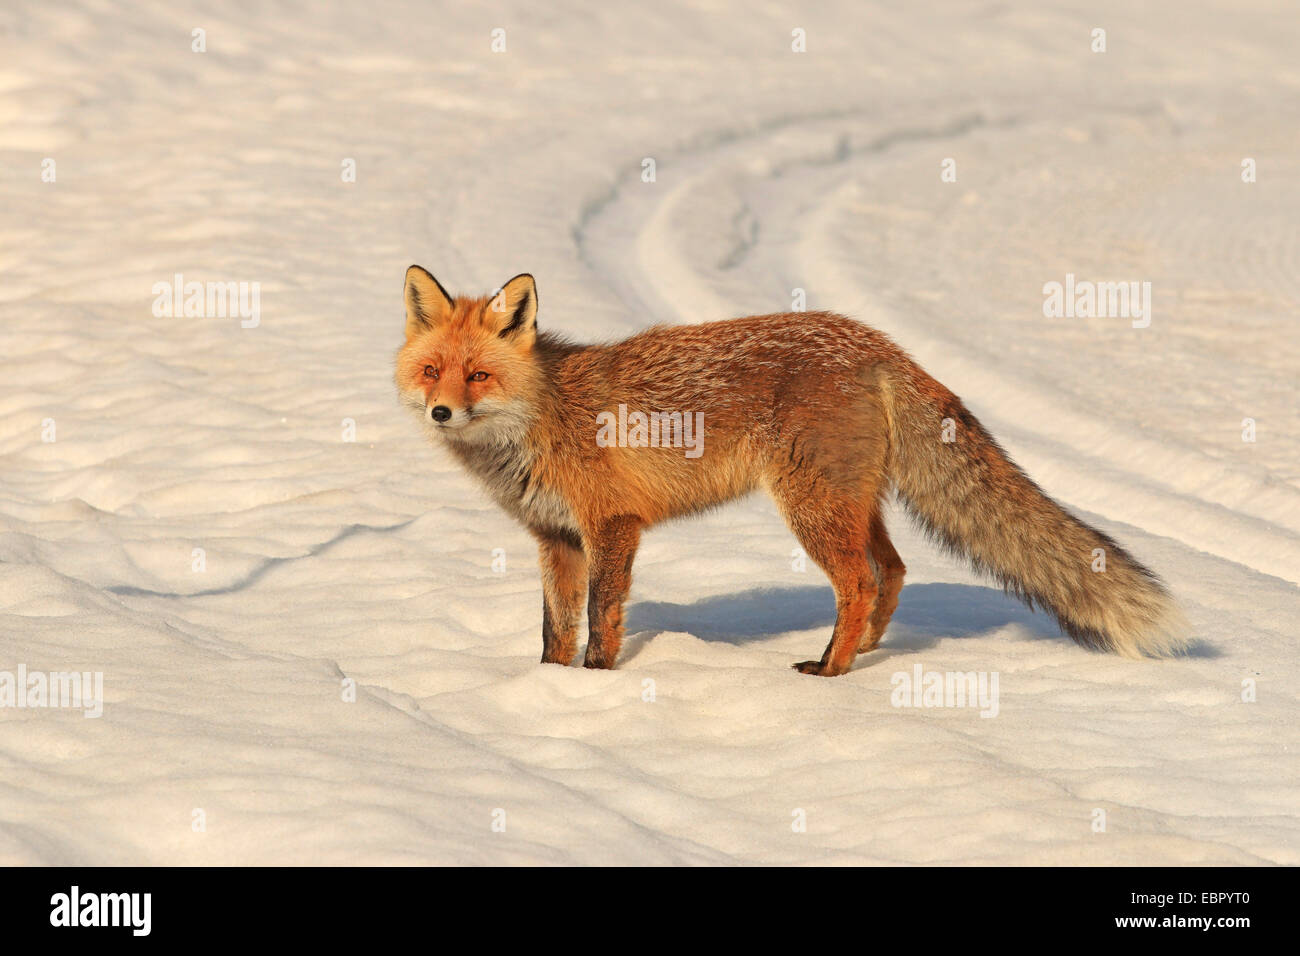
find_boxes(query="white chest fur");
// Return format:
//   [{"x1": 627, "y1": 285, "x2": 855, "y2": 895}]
[{"x1": 454, "y1": 436, "x2": 579, "y2": 535}]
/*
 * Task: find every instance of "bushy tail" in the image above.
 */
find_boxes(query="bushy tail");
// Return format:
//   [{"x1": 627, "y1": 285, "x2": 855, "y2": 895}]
[{"x1": 885, "y1": 361, "x2": 1187, "y2": 657}]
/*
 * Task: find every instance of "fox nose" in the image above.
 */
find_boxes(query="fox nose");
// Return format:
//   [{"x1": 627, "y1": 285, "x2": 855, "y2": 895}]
[{"x1": 430, "y1": 405, "x2": 452, "y2": 423}]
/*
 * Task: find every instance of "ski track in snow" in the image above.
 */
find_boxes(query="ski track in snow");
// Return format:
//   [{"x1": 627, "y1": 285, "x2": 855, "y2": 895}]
[{"x1": 1, "y1": 0, "x2": 1297, "y2": 864}]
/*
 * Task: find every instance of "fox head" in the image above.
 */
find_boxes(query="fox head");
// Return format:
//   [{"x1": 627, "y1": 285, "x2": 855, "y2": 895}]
[{"x1": 395, "y1": 266, "x2": 541, "y2": 444}]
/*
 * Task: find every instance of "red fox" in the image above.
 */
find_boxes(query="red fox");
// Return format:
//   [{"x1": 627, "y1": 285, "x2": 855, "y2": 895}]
[{"x1": 395, "y1": 266, "x2": 1187, "y2": 676}]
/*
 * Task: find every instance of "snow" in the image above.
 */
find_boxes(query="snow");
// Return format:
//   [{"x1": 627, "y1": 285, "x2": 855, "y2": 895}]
[{"x1": 1, "y1": 0, "x2": 1297, "y2": 864}]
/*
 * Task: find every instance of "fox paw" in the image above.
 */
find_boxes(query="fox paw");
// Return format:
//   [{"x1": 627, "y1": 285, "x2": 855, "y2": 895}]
[{"x1": 792, "y1": 660, "x2": 844, "y2": 677}]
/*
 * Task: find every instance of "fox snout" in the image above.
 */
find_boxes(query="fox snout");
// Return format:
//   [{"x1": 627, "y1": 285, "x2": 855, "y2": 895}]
[
  {"x1": 422, "y1": 379, "x2": 471, "y2": 426},
  {"x1": 428, "y1": 402, "x2": 476, "y2": 428}
]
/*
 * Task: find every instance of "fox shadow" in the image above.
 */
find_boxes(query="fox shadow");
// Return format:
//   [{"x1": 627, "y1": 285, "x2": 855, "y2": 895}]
[{"x1": 623, "y1": 582, "x2": 1217, "y2": 663}]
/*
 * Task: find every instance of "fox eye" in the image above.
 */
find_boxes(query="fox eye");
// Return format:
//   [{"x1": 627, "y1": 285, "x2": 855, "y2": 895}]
[
  {"x1": 469, "y1": 371, "x2": 489, "y2": 382},
  {"x1": 423, "y1": 365, "x2": 439, "y2": 380}
]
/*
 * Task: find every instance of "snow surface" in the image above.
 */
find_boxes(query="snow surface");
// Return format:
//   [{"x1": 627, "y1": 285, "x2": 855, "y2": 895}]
[{"x1": 1, "y1": 0, "x2": 1297, "y2": 864}]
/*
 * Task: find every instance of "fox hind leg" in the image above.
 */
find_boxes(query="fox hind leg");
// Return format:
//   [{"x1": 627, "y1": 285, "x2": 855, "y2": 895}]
[
  {"x1": 859, "y1": 511, "x2": 905, "y2": 654},
  {"x1": 775, "y1": 490, "x2": 878, "y2": 677}
]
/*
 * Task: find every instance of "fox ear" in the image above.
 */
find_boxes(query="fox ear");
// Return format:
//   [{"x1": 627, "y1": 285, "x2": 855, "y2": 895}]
[
  {"x1": 485, "y1": 274, "x2": 537, "y2": 344},
  {"x1": 404, "y1": 265, "x2": 454, "y2": 337}
]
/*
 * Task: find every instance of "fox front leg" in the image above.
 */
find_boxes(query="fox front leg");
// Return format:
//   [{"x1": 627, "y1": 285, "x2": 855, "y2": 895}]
[
  {"x1": 582, "y1": 517, "x2": 642, "y2": 670},
  {"x1": 537, "y1": 532, "x2": 588, "y2": 665}
]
